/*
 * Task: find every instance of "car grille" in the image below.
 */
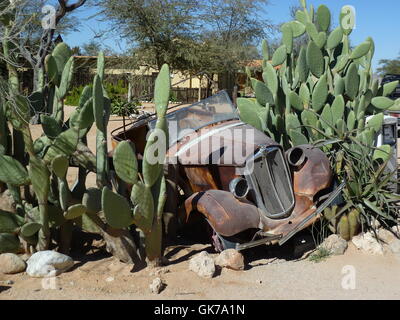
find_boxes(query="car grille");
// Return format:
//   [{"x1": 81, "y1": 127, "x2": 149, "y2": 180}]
[{"x1": 245, "y1": 146, "x2": 295, "y2": 219}]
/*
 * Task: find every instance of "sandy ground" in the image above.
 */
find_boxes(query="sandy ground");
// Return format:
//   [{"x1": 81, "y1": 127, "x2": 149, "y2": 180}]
[
  {"x1": 1, "y1": 105, "x2": 400, "y2": 300},
  {"x1": 1, "y1": 243, "x2": 400, "y2": 300}
]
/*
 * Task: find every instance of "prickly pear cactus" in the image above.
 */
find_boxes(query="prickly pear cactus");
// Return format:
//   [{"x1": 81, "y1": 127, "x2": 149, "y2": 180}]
[
  {"x1": 239, "y1": 0, "x2": 399, "y2": 151},
  {"x1": 0, "y1": 43, "x2": 110, "y2": 254},
  {"x1": 103, "y1": 64, "x2": 171, "y2": 264},
  {"x1": 238, "y1": 0, "x2": 399, "y2": 240}
]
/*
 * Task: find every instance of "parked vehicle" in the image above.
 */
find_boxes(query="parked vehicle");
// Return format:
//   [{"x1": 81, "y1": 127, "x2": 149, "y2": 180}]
[
  {"x1": 111, "y1": 91, "x2": 341, "y2": 252},
  {"x1": 382, "y1": 74, "x2": 400, "y2": 130}
]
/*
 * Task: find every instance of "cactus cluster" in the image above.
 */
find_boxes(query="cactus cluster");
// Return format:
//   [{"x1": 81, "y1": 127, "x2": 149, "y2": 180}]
[
  {"x1": 238, "y1": 0, "x2": 400, "y2": 239},
  {"x1": 102, "y1": 64, "x2": 170, "y2": 264},
  {"x1": 0, "y1": 42, "x2": 104, "y2": 253},
  {"x1": 0, "y1": 35, "x2": 170, "y2": 264}
]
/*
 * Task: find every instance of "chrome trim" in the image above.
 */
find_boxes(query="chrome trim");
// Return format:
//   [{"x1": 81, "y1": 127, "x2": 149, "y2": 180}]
[{"x1": 229, "y1": 177, "x2": 250, "y2": 199}]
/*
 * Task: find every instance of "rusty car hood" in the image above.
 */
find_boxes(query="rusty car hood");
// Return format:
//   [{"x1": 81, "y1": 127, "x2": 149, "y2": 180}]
[{"x1": 167, "y1": 120, "x2": 279, "y2": 167}]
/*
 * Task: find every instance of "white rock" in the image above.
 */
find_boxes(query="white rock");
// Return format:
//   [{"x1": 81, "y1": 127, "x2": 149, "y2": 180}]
[
  {"x1": 26, "y1": 251, "x2": 74, "y2": 278},
  {"x1": 321, "y1": 235, "x2": 348, "y2": 256},
  {"x1": 392, "y1": 226, "x2": 400, "y2": 237},
  {"x1": 149, "y1": 277, "x2": 165, "y2": 294},
  {"x1": 352, "y1": 233, "x2": 384, "y2": 255},
  {"x1": 106, "y1": 277, "x2": 115, "y2": 283},
  {"x1": 0, "y1": 253, "x2": 26, "y2": 274},
  {"x1": 189, "y1": 251, "x2": 216, "y2": 278},
  {"x1": 149, "y1": 267, "x2": 170, "y2": 277},
  {"x1": 389, "y1": 240, "x2": 400, "y2": 255},
  {"x1": 215, "y1": 249, "x2": 245, "y2": 271},
  {"x1": 378, "y1": 229, "x2": 397, "y2": 244},
  {"x1": 371, "y1": 218, "x2": 381, "y2": 229}
]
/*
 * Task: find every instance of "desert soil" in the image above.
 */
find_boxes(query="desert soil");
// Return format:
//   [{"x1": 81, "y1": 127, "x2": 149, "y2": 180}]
[
  {"x1": 1, "y1": 105, "x2": 400, "y2": 300},
  {"x1": 1, "y1": 244, "x2": 400, "y2": 300}
]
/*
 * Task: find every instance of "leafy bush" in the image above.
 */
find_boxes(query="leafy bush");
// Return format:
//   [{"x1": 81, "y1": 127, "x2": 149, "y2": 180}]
[
  {"x1": 111, "y1": 98, "x2": 140, "y2": 116},
  {"x1": 65, "y1": 85, "x2": 85, "y2": 106},
  {"x1": 104, "y1": 80, "x2": 129, "y2": 102},
  {"x1": 66, "y1": 81, "x2": 128, "y2": 106},
  {"x1": 169, "y1": 90, "x2": 179, "y2": 103}
]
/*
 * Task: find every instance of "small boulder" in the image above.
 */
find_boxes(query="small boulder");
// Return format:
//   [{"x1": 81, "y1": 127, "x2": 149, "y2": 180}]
[
  {"x1": 389, "y1": 240, "x2": 400, "y2": 255},
  {"x1": 26, "y1": 251, "x2": 74, "y2": 278},
  {"x1": 215, "y1": 249, "x2": 245, "y2": 271},
  {"x1": 189, "y1": 251, "x2": 216, "y2": 279},
  {"x1": 149, "y1": 277, "x2": 165, "y2": 294},
  {"x1": 149, "y1": 267, "x2": 170, "y2": 277},
  {"x1": 352, "y1": 232, "x2": 384, "y2": 255},
  {"x1": 0, "y1": 253, "x2": 26, "y2": 274},
  {"x1": 378, "y1": 229, "x2": 397, "y2": 244},
  {"x1": 320, "y1": 235, "x2": 348, "y2": 256}
]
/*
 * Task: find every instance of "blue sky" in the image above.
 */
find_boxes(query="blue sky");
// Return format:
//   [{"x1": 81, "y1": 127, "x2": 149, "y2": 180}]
[{"x1": 63, "y1": 0, "x2": 400, "y2": 72}]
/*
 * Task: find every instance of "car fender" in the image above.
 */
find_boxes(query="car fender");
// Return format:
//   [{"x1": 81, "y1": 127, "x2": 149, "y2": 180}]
[{"x1": 184, "y1": 190, "x2": 262, "y2": 237}]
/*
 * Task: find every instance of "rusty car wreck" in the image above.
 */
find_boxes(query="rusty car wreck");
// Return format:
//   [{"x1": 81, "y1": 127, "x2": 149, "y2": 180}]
[{"x1": 112, "y1": 91, "x2": 342, "y2": 252}]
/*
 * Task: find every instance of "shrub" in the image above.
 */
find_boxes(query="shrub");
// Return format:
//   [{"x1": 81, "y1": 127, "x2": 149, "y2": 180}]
[
  {"x1": 65, "y1": 85, "x2": 85, "y2": 106},
  {"x1": 110, "y1": 98, "x2": 140, "y2": 116}
]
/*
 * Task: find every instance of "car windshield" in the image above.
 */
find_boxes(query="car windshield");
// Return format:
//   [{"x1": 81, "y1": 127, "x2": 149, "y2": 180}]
[{"x1": 149, "y1": 90, "x2": 239, "y2": 146}]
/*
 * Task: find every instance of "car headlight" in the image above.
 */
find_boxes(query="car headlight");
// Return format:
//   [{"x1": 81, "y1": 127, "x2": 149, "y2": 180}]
[{"x1": 229, "y1": 177, "x2": 250, "y2": 200}]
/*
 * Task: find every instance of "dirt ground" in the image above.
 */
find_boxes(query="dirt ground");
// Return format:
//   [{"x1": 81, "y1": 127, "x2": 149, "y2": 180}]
[
  {"x1": 1, "y1": 243, "x2": 400, "y2": 300},
  {"x1": 1, "y1": 105, "x2": 400, "y2": 300}
]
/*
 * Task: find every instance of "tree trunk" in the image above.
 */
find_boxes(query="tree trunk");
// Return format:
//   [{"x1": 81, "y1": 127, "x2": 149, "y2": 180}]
[{"x1": 198, "y1": 75, "x2": 203, "y2": 102}]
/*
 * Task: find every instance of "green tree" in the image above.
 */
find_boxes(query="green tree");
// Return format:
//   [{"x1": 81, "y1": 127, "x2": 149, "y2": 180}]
[
  {"x1": 82, "y1": 40, "x2": 102, "y2": 56},
  {"x1": 377, "y1": 54, "x2": 400, "y2": 76},
  {"x1": 97, "y1": 0, "x2": 274, "y2": 74},
  {"x1": 97, "y1": 0, "x2": 201, "y2": 71},
  {"x1": 201, "y1": 0, "x2": 273, "y2": 74},
  {"x1": 0, "y1": 0, "x2": 87, "y2": 91}
]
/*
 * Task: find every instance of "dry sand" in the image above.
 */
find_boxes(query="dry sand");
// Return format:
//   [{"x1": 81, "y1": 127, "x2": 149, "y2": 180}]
[{"x1": 1, "y1": 244, "x2": 400, "y2": 300}]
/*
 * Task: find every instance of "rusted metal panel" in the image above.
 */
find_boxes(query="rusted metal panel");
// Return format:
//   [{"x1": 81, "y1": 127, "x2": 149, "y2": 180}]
[
  {"x1": 288, "y1": 145, "x2": 332, "y2": 197},
  {"x1": 184, "y1": 167, "x2": 219, "y2": 193},
  {"x1": 184, "y1": 145, "x2": 333, "y2": 242},
  {"x1": 168, "y1": 120, "x2": 275, "y2": 167},
  {"x1": 184, "y1": 190, "x2": 261, "y2": 237}
]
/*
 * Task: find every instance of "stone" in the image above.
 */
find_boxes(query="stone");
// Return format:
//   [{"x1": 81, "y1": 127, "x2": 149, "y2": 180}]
[
  {"x1": 392, "y1": 226, "x2": 400, "y2": 237},
  {"x1": 149, "y1": 277, "x2": 165, "y2": 294},
  {"x1": 378, "y1": 229, "x2": 397, "y2": 244},
  {"x1": 0, "y1": 253, "x2": 26, "y2": 274},
  {"x1": 149, "y1": 267, "x2": 170, "y2": 277},
  {"x1": 106, "y1": 277, "x2": 115, "y2": 283},
  {"x1": 320, "y1": 235, "x2": 348, "y2": 256},
  {"x1": 371, "y1": 218, "x2": 381, "y2": 229},
  {"x1": 389, "y1": 240, "x2": 400, "y2": 255},
  {"x1": 26, "y1": 251, "x2": 74, "y2": 278},
  {"x1": 20, "y1": 254, "x2": 32, "y2": 262},
  {"x1": 215, "y1": 249, "x2": 245, "y2": 271},
  {"x1": 189, "y1": 251, "x2": 216, "y2": 279},
  {"x1": 352, "y1": 232, "x2": 384, "y2": 255}
]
